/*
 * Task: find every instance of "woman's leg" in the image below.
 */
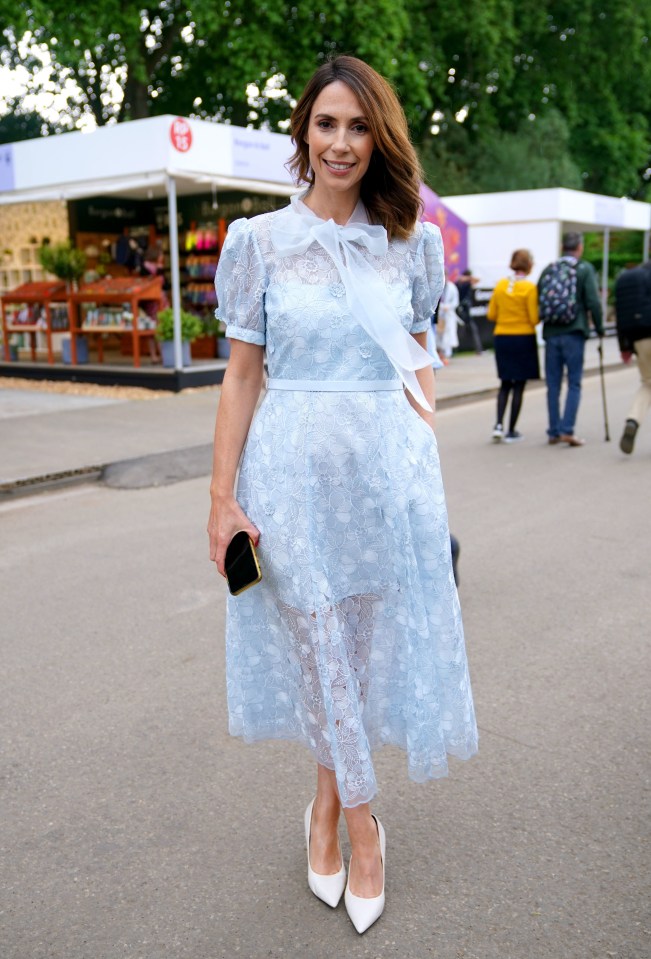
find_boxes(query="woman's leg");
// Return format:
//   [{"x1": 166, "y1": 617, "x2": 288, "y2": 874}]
[
  {"x1": 343, "y1": 803, "x2": 384, "y2": 898},
  {"x1": 496, "y1": 380, "x2": 511, "y2": 426},
  {"x1": 309, "y1": 763, "x2": 343, "y2": 875},
  {"x1": 508, "y1": 380, "x2": 526, "y2": 432}
]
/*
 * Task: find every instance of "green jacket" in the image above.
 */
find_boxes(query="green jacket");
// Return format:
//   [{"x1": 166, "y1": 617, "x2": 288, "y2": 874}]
[{"x1": 539, "y1": 257, "x2": 604, "y2": 340}]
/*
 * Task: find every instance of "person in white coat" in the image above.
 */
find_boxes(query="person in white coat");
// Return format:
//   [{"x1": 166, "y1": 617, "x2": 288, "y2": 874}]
[{"x1": 437, "y1": 276, "x2": 462, "y2": 361}]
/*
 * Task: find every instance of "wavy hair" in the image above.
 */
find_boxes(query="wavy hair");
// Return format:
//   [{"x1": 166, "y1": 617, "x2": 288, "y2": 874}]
[{"x1": 288, "y1": 57, "x2": 423, "y2": 240}]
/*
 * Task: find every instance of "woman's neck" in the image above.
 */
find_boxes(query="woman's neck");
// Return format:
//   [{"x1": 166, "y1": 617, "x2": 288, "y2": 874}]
[{"x1": 302, "y1": 186, "x2": 361, "y2": 225}]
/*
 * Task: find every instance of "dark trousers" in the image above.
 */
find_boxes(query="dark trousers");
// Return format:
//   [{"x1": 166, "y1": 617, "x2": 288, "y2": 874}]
[{"x1": 459, "y1": 306, "x2": 483, "y2": 353}]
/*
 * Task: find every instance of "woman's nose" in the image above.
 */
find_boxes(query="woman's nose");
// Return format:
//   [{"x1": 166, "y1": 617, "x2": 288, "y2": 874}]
[{"x1": 332, "y1": 128, "x2": 350, "y2": 152}]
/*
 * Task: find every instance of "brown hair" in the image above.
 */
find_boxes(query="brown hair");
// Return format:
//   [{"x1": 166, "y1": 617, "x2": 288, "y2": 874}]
[
  {"x1": 510, "y1": 249, "x2": 533, "y2": 273},
  {"x1": 288, "y1": 57, "x2": 423, "y2": 241}
]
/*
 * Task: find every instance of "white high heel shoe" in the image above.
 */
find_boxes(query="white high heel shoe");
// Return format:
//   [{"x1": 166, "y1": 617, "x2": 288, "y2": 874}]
[
  {"x1": 304, "y1": 798, "x2": 346, "y2": 908},
  {"x1": 344, "y1": 815, "x2": 386, "y2": 934}
]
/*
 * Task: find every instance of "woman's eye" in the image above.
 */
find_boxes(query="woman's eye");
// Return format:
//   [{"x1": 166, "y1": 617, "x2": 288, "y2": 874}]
[
  {"x1": 352, "y1": 124, "x2": 368, "y2": 134},
  {"x1": 317, "y1": 120, "x2": 332, "y2": 129}
]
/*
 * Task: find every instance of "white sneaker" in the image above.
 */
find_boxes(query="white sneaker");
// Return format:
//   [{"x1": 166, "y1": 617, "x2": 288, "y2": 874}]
[{"x1": 492, "y1": 424, "x2": 504, "y2": 442}]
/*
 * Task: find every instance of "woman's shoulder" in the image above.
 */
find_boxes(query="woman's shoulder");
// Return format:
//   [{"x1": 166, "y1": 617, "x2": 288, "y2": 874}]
[
  {"x1": 403, "y1": 220, "x2": 443, "y2": 258},
  {"x1": 228, "y1": 205, "x2": 289, "y2": 238},
  {"x1": 409, "y1": 220, "x2": 441, "y2": 244},
  {"x1": 223, "y1": 205, "x2": 290, "y2": 260}
]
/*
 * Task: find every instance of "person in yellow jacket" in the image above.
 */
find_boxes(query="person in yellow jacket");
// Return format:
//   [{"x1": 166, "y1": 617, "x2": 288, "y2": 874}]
[{"x1": 486, "y1": 249, "x2": 540, "y2": 442}]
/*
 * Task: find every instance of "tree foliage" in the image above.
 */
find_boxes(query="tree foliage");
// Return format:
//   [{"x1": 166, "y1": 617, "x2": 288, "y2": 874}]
[{"x1": 1, "y1": 0, "x2": 650, "y2": 199}]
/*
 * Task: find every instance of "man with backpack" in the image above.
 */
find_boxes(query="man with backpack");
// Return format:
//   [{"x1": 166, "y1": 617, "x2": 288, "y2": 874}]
[
  {"x1": 614, "y1": 261, "x2": 651, "y2": 454},
  {"x1": 538, "y1": 232, "x2": 604, "y2": 446}
]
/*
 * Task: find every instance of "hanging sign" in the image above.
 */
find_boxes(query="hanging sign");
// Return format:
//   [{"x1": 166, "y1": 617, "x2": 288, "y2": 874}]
[
  {"x1": 170, "y1": 118, "x2": 193, "y2": 153},
  {"x1": 231, "y1": 127, "x2": 293, "y2": 183}
]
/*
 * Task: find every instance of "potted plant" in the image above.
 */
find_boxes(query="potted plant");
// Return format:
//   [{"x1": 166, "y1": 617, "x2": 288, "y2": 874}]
[
  {"x1": 38, "y1": 241, "x2": 88, "y2": 361},
  {"x1": 155, "y1": 306, "x2": 203, "y2": 367},
  {"x1": 191, "y1": 313, "x2": 220, "y2": 359},
  {"x1": 37, "y1": 241, "x2": 86, "y2": 289}
]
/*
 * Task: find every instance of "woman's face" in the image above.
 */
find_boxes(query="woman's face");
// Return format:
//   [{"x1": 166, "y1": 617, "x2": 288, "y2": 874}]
[{"x1": 305, "y1": 81, "x2": 375, "y2": 203}]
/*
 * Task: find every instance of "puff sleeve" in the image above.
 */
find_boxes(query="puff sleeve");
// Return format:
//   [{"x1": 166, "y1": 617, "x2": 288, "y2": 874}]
[
  {"x1": 214, "y1": 218, "x2": 268, "y2": 346},
  {"x1": 411, "y1": 222, "x2": 445, "y2": 333}
]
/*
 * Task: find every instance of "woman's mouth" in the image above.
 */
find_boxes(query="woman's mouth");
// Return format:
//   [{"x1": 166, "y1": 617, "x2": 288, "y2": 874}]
[{"x1": 323, "y1": 159, "x2": 355, "y2": 173}]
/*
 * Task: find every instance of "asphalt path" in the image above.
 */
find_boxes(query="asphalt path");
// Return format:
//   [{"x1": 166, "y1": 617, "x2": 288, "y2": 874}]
[{"x1": 1, "y1": 368, "x2": 649, "y2": 959}]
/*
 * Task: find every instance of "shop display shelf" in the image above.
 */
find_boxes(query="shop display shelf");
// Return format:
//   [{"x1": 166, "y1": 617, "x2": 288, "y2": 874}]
[
  {"x1": 81, "y1": 325, "x2": 155, "y2": 334},
  {"x1": 69, "y1": 276, "x2": 163, "y2": 368},
  {"x1": 1, "y1": 280, "x2": 70, "y2": 364}
]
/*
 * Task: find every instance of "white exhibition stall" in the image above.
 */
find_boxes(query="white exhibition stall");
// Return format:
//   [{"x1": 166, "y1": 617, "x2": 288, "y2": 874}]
[
  {"x1": 443, "y1": 187, "x2": 651, "y2": 316},
  {"x1": 0, "y1": 115, "x2": 296, "y2": 370}
]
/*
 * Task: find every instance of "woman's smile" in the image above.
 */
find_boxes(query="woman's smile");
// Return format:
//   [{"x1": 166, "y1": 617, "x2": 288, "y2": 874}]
[{"x1": 323, "y1": 159, "x2": 356, "y2": 174}]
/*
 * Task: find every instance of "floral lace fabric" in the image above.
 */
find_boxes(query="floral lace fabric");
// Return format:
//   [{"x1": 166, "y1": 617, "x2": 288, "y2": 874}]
[{"x1": 215, "y1": 203, "x2": 478, "y2": 807}]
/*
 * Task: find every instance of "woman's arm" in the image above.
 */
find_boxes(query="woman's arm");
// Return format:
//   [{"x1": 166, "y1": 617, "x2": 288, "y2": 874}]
[
  {"x1": 526, "y1": 282, "x2": 539, "y2": 328},
  {"x1": 486, "y1": 288, "x2": 498, "y2": 323},
  {"x1": 207, "y1": 340, "x2": 265, "y2": 576},
  {"x1": 407, "y1": 330, "x2": 436, "y2": 432}
]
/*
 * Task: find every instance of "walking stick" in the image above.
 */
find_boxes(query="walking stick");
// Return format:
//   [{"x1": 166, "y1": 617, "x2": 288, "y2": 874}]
[{"x1": 598, "y1": 339, "x2": 610, "y2": 441}]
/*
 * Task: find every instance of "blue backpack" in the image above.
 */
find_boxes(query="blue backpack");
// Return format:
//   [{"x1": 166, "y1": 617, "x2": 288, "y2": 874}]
[{"x1": 539, "y1": 259, "x2": 578, "y2": 325}]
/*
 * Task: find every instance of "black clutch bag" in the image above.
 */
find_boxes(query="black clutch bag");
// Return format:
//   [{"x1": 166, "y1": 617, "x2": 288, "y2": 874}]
[{"x1": 224, "y1": 530, "x2": 262, "y2": 596}]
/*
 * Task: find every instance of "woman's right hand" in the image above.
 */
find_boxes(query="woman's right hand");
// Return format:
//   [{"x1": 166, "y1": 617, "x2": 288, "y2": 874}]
[{"x1": 207, "y1": 494, "x2": 260, "y2": 578}]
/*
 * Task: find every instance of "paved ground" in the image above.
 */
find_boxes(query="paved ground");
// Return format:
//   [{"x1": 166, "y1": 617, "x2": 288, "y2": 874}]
[
  {"x1": 0, "y1": 336, "x2": 623, "y2": 488},
  {"x1": 1, "y1": 359, "x2": 649, "y2": 959}
]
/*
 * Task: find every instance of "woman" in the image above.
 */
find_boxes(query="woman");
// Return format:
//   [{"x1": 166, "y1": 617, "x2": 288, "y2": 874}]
[
  {"x1": 207, "y1": 56, "x2": 477, "y2": 934},
  {"x1": 486, "y1": 249, "x2": 540, "y2": 442}
]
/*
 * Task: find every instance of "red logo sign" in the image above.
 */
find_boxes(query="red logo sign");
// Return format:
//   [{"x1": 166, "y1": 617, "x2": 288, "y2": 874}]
[{"x1": 170, "y1": 118, "x2": 192, "y2": 153}]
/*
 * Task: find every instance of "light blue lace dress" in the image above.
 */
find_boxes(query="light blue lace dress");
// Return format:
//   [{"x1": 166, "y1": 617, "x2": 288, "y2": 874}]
[{"x1": 215, "y1": 195, "x2": 477, "y2": 807}]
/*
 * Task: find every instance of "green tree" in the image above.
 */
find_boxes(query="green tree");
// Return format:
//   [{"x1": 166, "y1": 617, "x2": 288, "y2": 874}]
[
  {"x1": 0, "y1": 1, "x2": 208, "y2": 126},
  {"x1": 505, "y1": 1, "x2": 651, "y2": 197},
  {"x1": 474, "y1": 110, "x2": 583, "y2": 192},
  {"x1": 1, "y1": 0, "x2": 650, "y2": 200},
  {"x1": 0, "y1": 1, "x2": 433, "y2": 130},
  {"x1": 420, "y1": 110, "x2": 581, "y2": 195},
  {"x1": 0, "y1": 101, "x2": 56, "y2": 143}
]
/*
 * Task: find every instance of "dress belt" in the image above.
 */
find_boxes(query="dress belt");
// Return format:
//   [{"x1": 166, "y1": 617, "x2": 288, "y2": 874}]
[{"x1": 266, "y1": 378, "x2": 403, "y2": 392}]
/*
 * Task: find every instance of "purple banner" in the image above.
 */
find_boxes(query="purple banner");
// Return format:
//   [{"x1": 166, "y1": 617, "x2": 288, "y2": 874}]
[{"x1": 419, "y1": 183, "x2": 467, "y2": 281}]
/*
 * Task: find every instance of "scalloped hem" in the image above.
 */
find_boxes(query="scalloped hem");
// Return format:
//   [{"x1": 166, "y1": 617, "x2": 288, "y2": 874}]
[{"x1": 228, "y1": 723, "x2": 478, "y2": 807}]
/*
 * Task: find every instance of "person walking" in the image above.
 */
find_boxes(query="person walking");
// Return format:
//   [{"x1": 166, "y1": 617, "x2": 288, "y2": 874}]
[
  {"x1": 614, "y1": 260, "x2": 651, "y2": 454},
  {"x1": 456, "y1": 268, "x2": 483, "y2": 354},
  {"x1": 486, "y1": 249, "x2": 540, "y2": 443},
  {"x1": 538, "y1": 231, "x2": 604, "y2": 446},
  {"x1": 207, "y1": 56, "x2": 477, "y2": 934}
]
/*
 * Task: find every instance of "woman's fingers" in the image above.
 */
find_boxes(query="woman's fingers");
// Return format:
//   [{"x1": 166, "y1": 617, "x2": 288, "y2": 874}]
[{"x1": 207, "y1": 501, "x2": 260, "y2": 578}]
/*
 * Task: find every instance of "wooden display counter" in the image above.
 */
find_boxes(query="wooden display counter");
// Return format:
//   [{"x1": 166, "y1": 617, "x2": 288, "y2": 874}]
[
  {"x1": 1, "y1": 281, "x2": 70, "y2": 364},
  {"x1": 68, "y1": 275, "x2": 163, "y2": 367}
]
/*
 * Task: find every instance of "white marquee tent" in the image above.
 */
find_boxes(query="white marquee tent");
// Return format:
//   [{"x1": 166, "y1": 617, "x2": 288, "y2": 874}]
[{"x1": 443, "y1": 187, "x2": 651, "y2": 315}]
